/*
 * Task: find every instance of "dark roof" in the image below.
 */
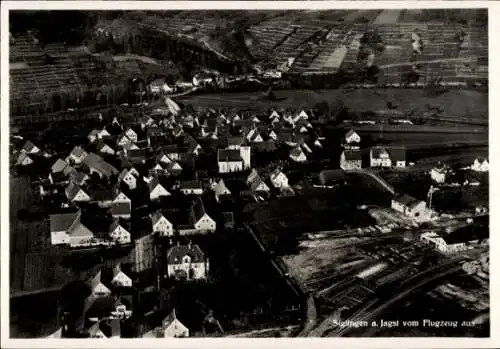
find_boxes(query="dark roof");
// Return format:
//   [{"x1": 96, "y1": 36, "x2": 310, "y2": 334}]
[
  {"x1": 85, "y1": 295, "x2": 115, "y2": 320},
  {"x1": 50, "y1": 210, "x2": 80, "y2": 232},
  {"x1": 90, "y1": 189, "x2": 116, "y2": 202},
  {"x1": 109, "y1": 218, "x2": 130, "y2": 232},
  {"x1": 371, "y1": 146, "x2": 389, "y2": 158},
  {"x1": 82, "y1": 153, "x2": 119, "y2": 177},
  {"x1": 111, "y1": 202, "x2": 131, "y2": 216},
  {"x1": 394, "y1": 194, "x2": 422, "y2": 208},
  {"x1": 164, "y1": 144, "x2": 179, "y2": 154},
  {"x1": 166, "y1": 244, "x2": 205, "y2": 264},
  {"x1": 388, "y1": 147, "x2": 406, "y2": 162},
  {"x1": 65, "y1": 182, "x2": 84, "y2": 200},
  {"x1": 227, "y1": 136, "x2": 244, "y2": 146},
  {"x1": 190, "y1": 197, "x2": 206, "y2": 223},
  {"x1": 441, "y1": 224, "x2": 489, "y2": 245},
  {"x1": 181, "y1": 179, "x2": 202, "y2": 189},
  {"x1": 50, "y1": 171, "x2": 67, "y2": 183},
  {"x1": 127, "y1": 148, "x2": 148, "y2": 160},
  {"x1": 217, "y1": 149, "x2": 242, "y2": 162},
  {"x1": 343, "y1": 150, "x2": 362, "y2": 161}
]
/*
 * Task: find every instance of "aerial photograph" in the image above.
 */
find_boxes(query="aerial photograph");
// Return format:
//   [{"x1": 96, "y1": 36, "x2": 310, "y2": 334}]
[{"x1": 8, "y1": 8, "x2": 489, "y2": 338}]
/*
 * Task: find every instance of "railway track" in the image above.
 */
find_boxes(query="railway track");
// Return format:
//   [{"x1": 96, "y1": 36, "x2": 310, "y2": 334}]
[{"x1": 330, "y1": 258, "x2": 466, "y2": 337}]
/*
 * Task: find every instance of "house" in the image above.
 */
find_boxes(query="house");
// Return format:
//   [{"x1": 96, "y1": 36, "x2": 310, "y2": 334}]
[
  {"x1": 289, "y1": 146, "x2": 307, "y2": 163},
  {"x1": 96, "y1": 141, "x2": 116, "y2": 156},
  {"x1": 82, "y1": 153, "x2": 119, "y2": 178},
  {"x1": 51, "y1": 158, "x2": 69, "y2": 173},
  {"x1": 471, "y1": 158, "x2": 489, "y2": 172},
  {"x1": 388, "y1": 147, "x2": 406, "y2": 168},
  {"x1": 217, "y1": 149, "x2": 243, "y2": 173},
  {"x1": 391, "y1": 194, "x2": 427, "y2": 219},
  {"x1": 214, "y1": 179, "x2": 231, "y2": 202},
  {"x1": 268, "y1": 130, "x2": 278, "y2": 141},
  {"x1": 125, "y1": 148, "x2": 148, "y2": 164},
  {"x1": 164, "y1": 145, "x2": 180, "y2": 161},
  {"x1": 88, "y1": 128, "x2": 111, "y2": 143},
  {"x1": 50, "y1": 210, "x2": 94, "y2": 246},
  {"x1": 370, "y1": 146, "x2": 391, "y2": 168},
  {"x1": 247, "y1": 169, "x2": 270, "y2": 193},
  {"x1": 65, "y1": 182, "x2": 91, "y2": 202},
  {"x1": 156, "y1": 152, "x2": 173, "y2": 165},
  {"x1": 227, "y1": 136, "x2": 244, "y2": 150},
  {"x1": 111, "y1": 202, "x2": 131, "y2": 219},
  {"x1": 420, "y1": 232, "x2": 464, "y2": 254},
  {"x1": 162, "y1": 310, "x2": 189, "y2": 338},
  {"x1": 49, "y1": 171, "x2": 68, "y2": 185},
  {"x1": 119, "y1": 168, "x2": 139, "y2": 190},
  {"x1": 343, "y1": 129, "x2": 361, "y2": 149},
  {"x1": 178, "y1": 198, "x2": 216, "y2": 235},
  {"x1": 166, "y1": 242, "x2": 209, "y2": 280},
  {"x1": 270, "y1": 168, "x2": 289, "y2": 189},
  {"x1": 21, "y1": 140, "x2": 40, "y2": 154},
  {"x1": 165, "y1": 161, "x2": 183, "y2": 176},
  {"x1": 117, "y1": 134, "x2": 133, "y2": 148},
  {"x1": 108, "y1": 218, "x2": 131, "y2": 244},
  {"x1": 16, "y1": 152, "x2": 34, "y2": 166},
  {"x1": 298, "y1": 110, "x2": 309, "y2": 120},
  {"x1": 151, "y1": 210, "x2": 174, "y2": 237},
  {"x1": 66, "y1": 146, "x2": 88, "y2": 165},
  {"x1": 246, "y1": 128, "x2": 264, "y2": 143},
  {"x1": 430, "y1": 163, "x2": 453, "y2": 184},
  {"x1": 148, "y1": 177, "x2": 171, "y2": 200},
  {"x1": 111, "y1": 264, "x2": 132, "y2": 288},
  {"x1": 340, "y1": 150, "x2": 362, "y2": 170},
  {"x1": 179, "y1": 180, "x2": 204, "y2": 195},
  {"x1": 124, "y1": 127, "x2": 139, "y2": 143},
  {"x1": 150, "y1": 78, "x2": 175, "y2": 95},
  {"x1": 87, "y1": 270, "x2": 113, "y2": 297},
  {"x1": 90, "y1": 189, "x2": 118, "y2": 207},
  {"x1": 68, "y1": 169, "x2": 89, "y2": 187}
]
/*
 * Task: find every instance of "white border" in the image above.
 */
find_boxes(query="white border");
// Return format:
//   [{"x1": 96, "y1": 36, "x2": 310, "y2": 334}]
[{"x1": 1, "y1": 1, "x2": 498, "y2": 348}]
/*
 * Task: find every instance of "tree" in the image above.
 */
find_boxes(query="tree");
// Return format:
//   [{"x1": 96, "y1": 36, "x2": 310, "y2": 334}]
[{"x1": 313, "y1": 101, "x2": 330, "y2": 116}]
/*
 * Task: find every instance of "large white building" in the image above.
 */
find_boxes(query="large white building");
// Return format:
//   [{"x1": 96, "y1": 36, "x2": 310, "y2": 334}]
[{"x1": 166, "y1": 243, "x2": 209, "y2": 280}]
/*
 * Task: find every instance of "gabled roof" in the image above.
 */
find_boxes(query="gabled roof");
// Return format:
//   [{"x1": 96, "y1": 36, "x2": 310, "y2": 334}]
[
  {"x1": 181, "y1": 180, "x2": 202, "y2": 189},
  {"x1": 16, "y1": 152, "x2": 32, "y2": 165},
  {"x1": 345, "y1": 129, "x2": 359, "y2": 141},
  {"x1": 394, "y1": 194, "x2": 423, "y2": 208},
  {"x1": 217, "y1": 149, "x2": 242, "y2": 162},
  {"x1": 50, "y1": 210, "x2": 81, "y2": 232},
  {"x1": 164, "y1": 144, "x2": 179, "y2": 154},
  {"x1": 111, "y1": 202, "x2": 131, "y2": 216},
  {"x1": 214, "y1": 179, "x2": 231, "y2": 197},
  {"x1": 66, "y1": 182, "x2": 85, "y2": 201},
  {"x1": 370, "y1": 146, "x2": 389, "y2": 159},
  {"x1": 270, "y1": 168, "x2": 286, "y2": 181},
  {"x1": 388, "y1": 147, "x2": 406, "y2": 162},
  {"x1": 343, "y1": 150, "x2": 362, "y2": 161},
  {"x1": 109, "y1": 218, "x2": 130, "y2": 233},
  {"x1": 227, "y1": 136, "x2": 244, "y2": 146},
  {"x1": 69, "y1": 146, "x2": 87, "y2": 158},
  {"x1": 22, "y1": 140, "x2": 38, "y2": 152},
  {"x1": 290, "y1": 146, "x2": 305, "y2": 158},
  {"x1": 51, "y1": 158, "x2": 68, "y2": 173},
  {"x1": 166, "y1": 244, "x2": 205, "y2": 264},
  {"x1": 190, "y1": 197, "x2": 207, "y2": 223},
  {"x1": 90, "y1": 189, "x2": 116, "y2": 202},
  {"x1": 82, "y1": 153, "x2": 119, "y2": 177}
]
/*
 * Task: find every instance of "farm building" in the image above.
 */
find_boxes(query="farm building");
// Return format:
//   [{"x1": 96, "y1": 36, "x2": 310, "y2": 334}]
[
  {"x1": 340, "y1": 150, "x2": 362, "y2": 170},
  {"x1": 391, "y1": 194, "x2": 428, "y2": 219}
]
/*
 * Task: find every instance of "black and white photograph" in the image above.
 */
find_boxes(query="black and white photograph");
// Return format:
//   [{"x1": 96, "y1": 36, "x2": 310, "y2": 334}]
[{"x1": 3, "y1": 2, "x2": 493, "y2": 344}]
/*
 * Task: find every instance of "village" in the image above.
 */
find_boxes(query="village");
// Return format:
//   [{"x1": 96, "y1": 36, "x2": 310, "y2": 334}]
[
  {"x1": 10, "y1": 92, "x2": 490, "y2": 338},
  {"x1": 8, "y1": 8, "x2": 489, "y2": 340}
]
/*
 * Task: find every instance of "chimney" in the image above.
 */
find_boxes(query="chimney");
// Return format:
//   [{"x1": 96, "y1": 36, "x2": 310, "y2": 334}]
[
  {"x1": 188, "y1": 240, "x2": 192, "y2": 249},
  {"x1": 176, "y1": 240, "x2": 180, "y2": 247}
]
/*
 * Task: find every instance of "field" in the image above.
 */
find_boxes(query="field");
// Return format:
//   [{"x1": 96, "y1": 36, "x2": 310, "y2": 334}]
[
  {"x1": 178, "y1": 88, "x2": 488, "y2": 120},
  {"x1": 10, "y1": 177, "x2": 35, "y2": 291}
]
